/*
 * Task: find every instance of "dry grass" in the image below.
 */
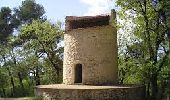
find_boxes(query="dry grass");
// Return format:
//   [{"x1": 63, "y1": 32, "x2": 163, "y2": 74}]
[{"x1": 0, "y1": 97, "x2": 36, "y2": 100}]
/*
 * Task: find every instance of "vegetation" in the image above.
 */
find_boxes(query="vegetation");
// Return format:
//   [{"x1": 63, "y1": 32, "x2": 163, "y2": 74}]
[
  {"x1": 0, "y1": 0, "x2": 63, "y2": 98},
  {"x1": 117, "y1": 0, "x2": 170, "y2": 100}
]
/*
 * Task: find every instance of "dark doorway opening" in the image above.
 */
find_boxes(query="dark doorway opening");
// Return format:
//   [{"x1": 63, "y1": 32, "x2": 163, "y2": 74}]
[{"x1": 74, "y1": 64, "x2": 82, "y2": 83}]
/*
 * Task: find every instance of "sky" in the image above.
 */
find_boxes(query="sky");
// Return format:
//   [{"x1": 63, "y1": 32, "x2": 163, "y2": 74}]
[{"x1": 0, "y1": 0, "x2": 116, "y2": 22}]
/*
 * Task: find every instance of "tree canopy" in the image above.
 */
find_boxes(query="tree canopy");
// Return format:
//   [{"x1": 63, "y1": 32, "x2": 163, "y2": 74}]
[
  {"x1": 117, "y1": 0, "x2": 170, "y2": 100},
  {"x1": 0, "y1": 0, "x2": 63, "y2": 97}
]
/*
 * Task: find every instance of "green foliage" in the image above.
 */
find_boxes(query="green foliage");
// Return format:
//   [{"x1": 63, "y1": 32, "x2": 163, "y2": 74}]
[
  {"x1": 117, "y1": 0, "x2": 170, "y2": 100},
  {"x1": 14, "y1": 0, "x2": 45, "y2": 24},
  {"x1": 0, "y1": 68, "x2": 9, "y2": 89},
  {"x1": 0, "y1": 7, "x2": 17, "y2": 44},
  {"x1": 0, "y1": 0, "x2": 63, "y2": 98},
  {"x1": 19, "y1": 20, "x2": 63, "y2": 80}
]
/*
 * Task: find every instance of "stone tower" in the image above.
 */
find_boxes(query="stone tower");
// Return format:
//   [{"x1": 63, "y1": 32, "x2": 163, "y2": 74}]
[
  {"x1": 35, "y1": 10, "x2": 145, "y2": 100},
  {"x1": 63, "y1": 13, "x2": 118, "y2": 85}
]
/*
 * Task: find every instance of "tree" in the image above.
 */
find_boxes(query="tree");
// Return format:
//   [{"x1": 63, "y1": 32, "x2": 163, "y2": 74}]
[
  {"x1": 0, "y1": 67, "x2": 9, "y2": 97},
  {"x1": 116, "y1": 0, "x2": 170, "y2": 100},
  {"x1": 0, "y1": 7, "x2": 19, "y2": 44},
  {"x1": 19, "y1": 20, "x2": 63, "y2": 83},
  {"x1": 14, "y1": 0, "x2": 45, "y2": 24},
  {"x1": 0, "y1": 0, "x2": 46, "y2": 97}
]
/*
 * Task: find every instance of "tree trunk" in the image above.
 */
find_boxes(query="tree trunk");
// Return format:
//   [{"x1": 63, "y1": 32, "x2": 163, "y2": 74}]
[
  {"x1": 1, "y1": 88, "x2": 6, "y2": 97},
  {"x1": 18, "y1": 72, "x2": 25, "y2": 96},
  {"x1": 146, "y1": 82, "x2": 150, "y2": 100},
  {"x1": 10, "y1": 75, "x2": 15, "y2": 97},
  {"x1": 157, "y1": 81, "x2": 167, "y2": 100},
  {"x1": 150, "y1": 74, "x2": 158, "y2": 100},
  {"x1": 35, "y1": 66, "x2": 40, "y2": 85},
  {"x1": 6, "y1": 67, "x2": 15, "y2": 97},
  {"x1": 47, "y1": 53, "x2": 60, "y2": 80},
  {"x1": 2, "y1": 56, "x2": 15, "y2": 97},
  {"x1": 18, "y1": 72, "x2": 24, "y2": 89}
]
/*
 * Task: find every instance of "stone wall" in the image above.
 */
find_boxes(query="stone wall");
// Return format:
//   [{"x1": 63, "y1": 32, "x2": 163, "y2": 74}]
[
  {"x1": 35, "y1": 84, "x2": 146, "y2": 100},
  {"x1": 63, "y1": 25, "x2": 118, "y2": 85}
]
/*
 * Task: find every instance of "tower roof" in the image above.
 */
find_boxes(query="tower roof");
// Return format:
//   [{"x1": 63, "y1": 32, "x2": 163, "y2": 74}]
[{"x1": 65, "y1": 15, "x2": 110, "y2": 31}]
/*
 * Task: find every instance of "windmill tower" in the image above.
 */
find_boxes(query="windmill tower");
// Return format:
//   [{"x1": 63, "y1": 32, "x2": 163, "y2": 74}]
[
  {"x1": 63, "y1": 10, "x2": 118, "y2": 85},
  {"x1": 35, "y1": 10, "x2": 145, "y2": 100}
]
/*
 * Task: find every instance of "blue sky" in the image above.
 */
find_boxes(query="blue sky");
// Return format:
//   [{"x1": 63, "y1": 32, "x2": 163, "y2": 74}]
[{"x1": 0, "y1": 0, "x2": 116, "y2": 22}]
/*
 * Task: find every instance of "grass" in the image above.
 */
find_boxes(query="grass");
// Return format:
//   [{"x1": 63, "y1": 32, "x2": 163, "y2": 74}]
[{"x1": 0, "y1": 97, "x2": 37, "y2": 100}]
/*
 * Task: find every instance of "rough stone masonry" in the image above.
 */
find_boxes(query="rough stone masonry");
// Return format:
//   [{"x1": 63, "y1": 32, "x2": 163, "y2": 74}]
[
  {"x1": 35, "y1": 10, "x2": 145, "y2": 100},
  {"x1": 63, "y1": 15, "x2": 118, "y2": 85}
]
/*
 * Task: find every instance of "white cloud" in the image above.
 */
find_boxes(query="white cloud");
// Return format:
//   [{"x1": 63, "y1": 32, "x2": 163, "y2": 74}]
[{"x1": 80, "y1": 0, "x2": 115, "y2": 15}]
